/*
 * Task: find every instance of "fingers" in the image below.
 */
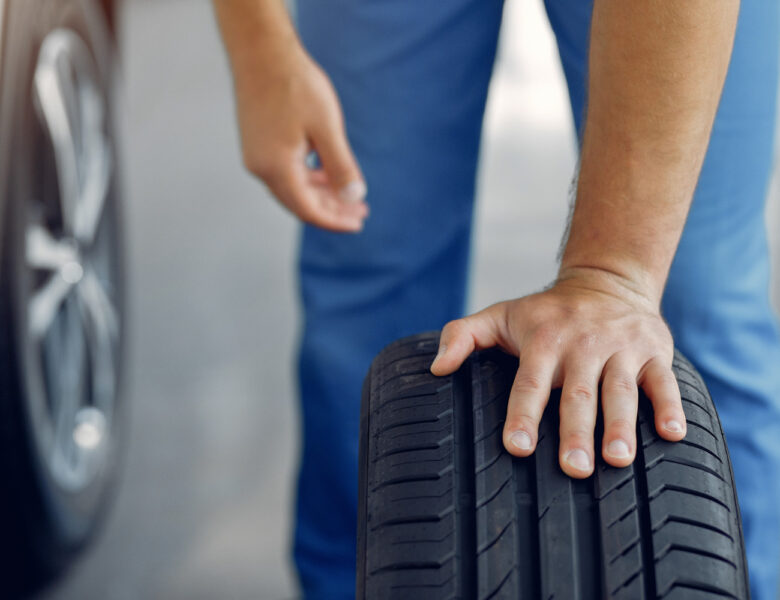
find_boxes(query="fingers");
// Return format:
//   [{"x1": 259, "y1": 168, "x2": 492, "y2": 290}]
[
  {"x1": 430, "y1": 310, "x2": 505, "y2": 377},
  {"x1": 265, "y1": 149, "x2": 368, "y2": 233},
  {"x1": 232, "y1": 50, "x2": 367, "y2": 232},
  {"x1": 640, "y1": 356, "x2": 686, "y2": 441},
  {"x1": 430, "y1": 299, "x2": 684, "y2": 481},
  {"x1": 309, "y1": 112, "x2": 367, "y2": 205},
  {"x1": 503, "y1": 355, "x2": 557, "y2": 457},
  {"x1": 600, "y1": 355, "x2": 638, "y2": 467},
  {"x1": 558, "y1": 360, "x2": 601, "y2": 478}
]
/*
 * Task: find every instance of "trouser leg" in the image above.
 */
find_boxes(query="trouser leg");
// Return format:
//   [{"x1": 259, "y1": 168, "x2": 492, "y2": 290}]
[{"x1": 293, "y1": 0, "x2": 504, "y2": 596}]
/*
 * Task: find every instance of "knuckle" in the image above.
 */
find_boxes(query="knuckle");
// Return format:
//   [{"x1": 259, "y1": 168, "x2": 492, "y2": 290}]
[
  {"x1": 296, "y1": 205, "x2": 320, "y2": 224},
  {"x1": 444, "y1": 318, "x2": 468, "y2": 338},
  {"x1": 574, "y1": 331, "x2": 599, "y2": 351},
  {"x1": 607, "y1": 372, "x2": 636, "y2": 395},
  {"x1": 242, "y1": 151, "x2": 275, "y2": 180},
  {"x1": 605, "y1": 417, "x2": 635, "y2": 434},
  {"x1": 512, "y1": 372, "x2": 545, "y2": 395},
  {"x1": 566, "y1": 383, "x2": 595, "y2": 404},
  {"x1": 561, "y1": 428, "x2": 592, "y2": 448},
  {"x1": 326, "y1": 162, "x2": 355, "y2": 186},
  {"x1": 652, "y1": 330, "x2": 672, "y2": 348},
  {"x1": 530, "y1": 324, "x2": 561, "y2": 351},
  {"x1": 505, "y1": 413, "x2": 538, "y2": 432},
  {"x1": 567, "y1": 297, "x2": 589, "y2": 315},
  {"x1": 282, "y1": 195, "x2": 322, "y2": 226},
  {"x1": 651, "y1": 347, "x2": 674, "y2": 364}
]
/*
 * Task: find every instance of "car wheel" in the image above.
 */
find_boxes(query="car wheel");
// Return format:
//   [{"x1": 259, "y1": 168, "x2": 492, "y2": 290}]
[
  {"x1": 358, "y1": 333, "x2": 749, "y2": 599},
  {"x1": 0, "y1": 0, "x2": 124, "y2": 594}
]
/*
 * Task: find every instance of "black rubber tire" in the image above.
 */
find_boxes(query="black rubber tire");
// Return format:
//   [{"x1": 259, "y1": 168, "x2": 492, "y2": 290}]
[{"x1": 357, "y1": 332, "x2": 749, "y2": 599}]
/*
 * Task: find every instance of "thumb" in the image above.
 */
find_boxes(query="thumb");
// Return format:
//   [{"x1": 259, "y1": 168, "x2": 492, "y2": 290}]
[
  {"x1": 310, "y1": 118, "x2": 367, "y2": 204},
  {"x1": 430, "y1": 309, "x2": 504, "y2": 376}
]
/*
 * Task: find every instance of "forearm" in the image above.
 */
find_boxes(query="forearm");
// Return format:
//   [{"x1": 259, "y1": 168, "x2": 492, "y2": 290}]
[
  {"x1": 212, "y1": 0, "x2": 301, "y2": 77},
  {"x1": 560, "y1": 0, "x2": 739, "y2": 304}
]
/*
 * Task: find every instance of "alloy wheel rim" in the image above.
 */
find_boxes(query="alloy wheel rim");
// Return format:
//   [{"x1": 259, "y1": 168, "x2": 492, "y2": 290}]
[{"x1": 21, "y1": 28, "x2": 119, "y2": 493}]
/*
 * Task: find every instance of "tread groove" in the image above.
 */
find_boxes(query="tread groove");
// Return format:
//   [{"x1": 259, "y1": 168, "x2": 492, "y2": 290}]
[
  {"x1": 652, "y1": 515, "x2": 733, "y2": 542},
  {"x1": 642, "y1": 436, "x2": 723, "y2": 463},
  {"x1": 650, "y1": 484, "x2": 730, "y2": 512},
  {"x1": 369, "y1": 510, "x2": 452, "y2": 531},
  {"x1": 475, "y1": 475, "x2": 512, "y2": 509},
  {"x1": 482, "y1": 568, "x2": 515, "y2": 600},
  {"x1": 635, "y1": 409, "x2": 657, "y2": 599},
  {"x1": 659, "y1": 581, "x2": 738, "y2": 599},
  {"x1": 370, "y1": 472, "x2": 444, "y2": 493},
  {"x1": 374, "y1": 441, "x2": 446, "y2": 461},
  {"x1": 654, "y1": 544, "x2": 737, "y2": 570},
  {"x1": 473, "y1": 417, "x2": 505, "y2": 444},
  {"x1": 685, "y1": 419, "x2": 717, "y2": 440},
  {"x1": 526, "y1": 451, "x2": 541, "y2": 597},
  {"x1": 606, "y1": 504, "x2": 638, "y2": 529},
  {"x1": 377, "y1": 413, "x2": 451, "y2": 435},
  {"x1": 370, "y1": 560, "x2": 449, "y2": 575},
  {"x1": 476, "y1": 520, "x2": 513, "y2": 554},
  {"x1": 645, "y1": 455, "x2": 726, "y2": 483},
  {"x1": 377, "y1": 391, "x2": 440, "y2": 410},
  {"x1": 608, "y1": 538, "x2": 640, "y2": 565},
  {"x1": 453, "y1": 362, "x2": 477, "y2": 599},
  {"x1": 474, "y1": 446, "x2": 505, "y2": 474},
  {"x1": 681, "y1": 393, "x2": 708, "y2": 414}
]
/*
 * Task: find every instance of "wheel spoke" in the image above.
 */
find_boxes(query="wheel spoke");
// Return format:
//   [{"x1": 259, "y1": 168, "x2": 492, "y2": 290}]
[
  {"x1": 26, "y1": 223, "x2": 78, "y2": 270},
  {"x1": 35, "y1": 30, "x2": 111, "y2": 245},
  {"x1": 51, "y1": 387, "x2": 81, "y2": 468},
  {"x1": 50, "y1": 302, "x2": 86, "y2": 466},
  {"x1": 73, "y1": 66, "x2": 111, "y2": 245},
  {"x1": 75, "y1": 142, "x2": 112, "y2": 244},
  {"x1": 29, "y1": 272, "x2": 74, "y2": 339},
  {"x1": 78, "y1": 268, "x2": 118, "y2": 340},
  {"x1": 34, "y1": 36, "x2": 81, "y2": 234},
  {"x1": 77, "y1": 269, "x2": 118, "y2": 403}
]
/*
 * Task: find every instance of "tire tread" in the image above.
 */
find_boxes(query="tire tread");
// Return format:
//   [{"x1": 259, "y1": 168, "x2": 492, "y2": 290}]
[{"x1": 358, "y1": 336, "x2": 749, "y2": 599}]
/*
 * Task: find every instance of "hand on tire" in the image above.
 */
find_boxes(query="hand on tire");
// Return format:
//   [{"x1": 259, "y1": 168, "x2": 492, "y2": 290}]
[
  {"x1": 230, "y1": 45, "x2": 368, "y2": 232},
  {"x1": 430, "y1": 268, "x2": 686, "y2": 478}
]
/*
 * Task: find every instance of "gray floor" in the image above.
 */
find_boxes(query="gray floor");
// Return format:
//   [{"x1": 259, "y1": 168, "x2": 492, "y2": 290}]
[{"x1": 42, "y1": 1, "x2": 779, "y2": 599}]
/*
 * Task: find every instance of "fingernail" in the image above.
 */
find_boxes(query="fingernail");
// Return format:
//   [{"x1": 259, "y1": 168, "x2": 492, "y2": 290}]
[
  {"x1": 339, "y1": 180, "x2": 367, "y2": 204},
  {"x1": 663, "y1": 420, "x2": 684, "y2": 434},
  {"x1": 510, "y1": 431, "x2": 532, "y2": 451},
  {"x1": 564, "y1": 449, "x2": 592, "y2": 471},
  {"x1": 606, "y1": 439, "x2": 630, "y2": 459}
]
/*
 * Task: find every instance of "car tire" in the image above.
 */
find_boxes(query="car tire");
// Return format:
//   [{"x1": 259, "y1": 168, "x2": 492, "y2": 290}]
[
  {"x1": 357, "y1": 332, "x2": 749, "y2": 599},
  {"x1": 0, "y1": 0, "x2": 124, "y2": 594}
]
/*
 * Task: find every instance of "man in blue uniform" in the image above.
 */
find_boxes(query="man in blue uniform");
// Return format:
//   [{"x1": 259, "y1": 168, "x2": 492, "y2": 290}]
[{"x1": 213, "y1": 1, "x2": 780, "y2": 598}]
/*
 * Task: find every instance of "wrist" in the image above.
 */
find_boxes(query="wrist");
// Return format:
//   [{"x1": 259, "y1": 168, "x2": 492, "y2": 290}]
[
  {"x1": 555, "y1": 263, "x2": 664, "y2": 310},
  {"x1": 558, "y1": 225, "x2": 671, "y2": 306}
]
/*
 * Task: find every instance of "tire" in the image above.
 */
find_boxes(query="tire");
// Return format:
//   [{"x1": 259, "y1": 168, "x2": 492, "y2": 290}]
[
  {"x1": 357, "y1": 332, "x2": 749, "y2": 599},
  {"x1": 0, "y1": 0, "x2": 124, "y2": 595}
]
